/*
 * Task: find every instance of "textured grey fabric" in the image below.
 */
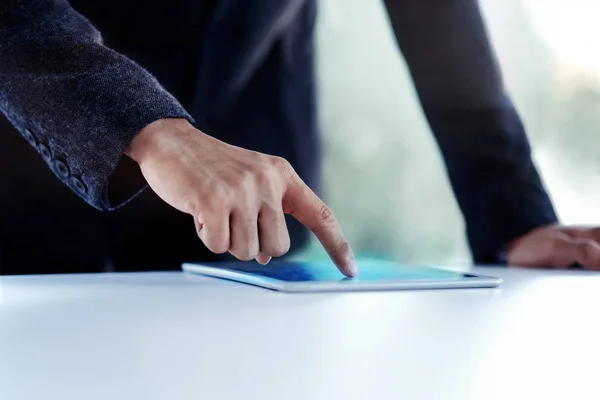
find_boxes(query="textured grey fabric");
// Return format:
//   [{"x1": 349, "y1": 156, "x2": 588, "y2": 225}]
[{"x1": 0, "y1": 0, "x2": 193, "y2": 211}]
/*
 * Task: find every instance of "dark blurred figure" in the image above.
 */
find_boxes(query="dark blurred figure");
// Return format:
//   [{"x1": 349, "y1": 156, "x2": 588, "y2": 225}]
[{"x1": 1, "y1": 0, "x2": 598, "y2": 275}]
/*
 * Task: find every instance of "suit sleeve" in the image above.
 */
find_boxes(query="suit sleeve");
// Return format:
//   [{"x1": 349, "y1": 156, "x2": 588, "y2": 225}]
[
  {"x1": 383, "y1": 0, "x2": 559, "y2": 263},
  {"x1": 0, "y1": 0, "x2": 194, "y2": 210}
]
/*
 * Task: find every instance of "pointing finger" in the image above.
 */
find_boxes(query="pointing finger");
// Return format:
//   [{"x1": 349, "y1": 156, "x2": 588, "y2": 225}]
[{"x1": 282, "y1": 175, "x2": 358, "y2": 277}]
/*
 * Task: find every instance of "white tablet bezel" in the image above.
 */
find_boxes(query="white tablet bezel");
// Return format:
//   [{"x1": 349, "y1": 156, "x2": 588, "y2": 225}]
[{"x1": 181, "y1": 263, "x2": 502, "y2": 293}]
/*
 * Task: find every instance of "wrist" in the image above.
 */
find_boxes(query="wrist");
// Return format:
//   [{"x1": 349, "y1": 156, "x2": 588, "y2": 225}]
[{"x1": 125, "y1": 118, "x2": 195, "y2": 164}]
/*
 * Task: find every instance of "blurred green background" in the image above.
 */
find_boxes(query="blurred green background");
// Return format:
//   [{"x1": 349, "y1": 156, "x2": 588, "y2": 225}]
[{"x1": 301, "y1": 0, "x2": 600, "y2": 265}]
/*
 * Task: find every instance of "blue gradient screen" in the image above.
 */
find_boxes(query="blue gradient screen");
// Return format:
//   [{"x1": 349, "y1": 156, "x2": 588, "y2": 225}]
[{"x1": 204, "y1": 259, "x2": 476, "y2": 282}]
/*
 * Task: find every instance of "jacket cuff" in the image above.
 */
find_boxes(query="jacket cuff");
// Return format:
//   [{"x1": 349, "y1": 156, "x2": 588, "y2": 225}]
[{"x1": 0, "y1": 0, "x2": 195, "y2": 211}]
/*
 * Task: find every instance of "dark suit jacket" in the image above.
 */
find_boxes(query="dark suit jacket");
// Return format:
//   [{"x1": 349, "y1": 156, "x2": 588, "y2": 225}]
[{"x1": 0, "y1": 0, "x2": 558, "y2": 272}]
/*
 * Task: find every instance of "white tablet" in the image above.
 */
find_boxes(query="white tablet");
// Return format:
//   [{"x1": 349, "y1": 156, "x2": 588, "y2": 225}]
[{"x1": 181, "y1": 259, "x2": 502, "y2": 293}]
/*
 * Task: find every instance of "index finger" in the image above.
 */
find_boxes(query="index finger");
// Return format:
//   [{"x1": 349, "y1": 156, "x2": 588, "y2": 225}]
[{"x1": 282, "y1": 176, "x2": 358, "y2": 277}]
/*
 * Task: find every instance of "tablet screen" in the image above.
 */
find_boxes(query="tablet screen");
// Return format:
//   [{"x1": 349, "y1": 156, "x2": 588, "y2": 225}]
[{"x1": 205, "y1": 259, "x2": 476, "y2": 282}]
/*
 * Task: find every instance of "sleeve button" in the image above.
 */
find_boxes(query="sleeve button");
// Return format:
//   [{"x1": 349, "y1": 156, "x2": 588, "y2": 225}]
[
  {"x1": 72, "y1": 177, "x2": 87, "y2": 194},
  {"x1": 38, "y1": 143, "x2": 52, "y2": 161},
  {"x1": 23, "y1": 129, "x2": 37, "y2": 146},
  {"x1": 54, "y1": 159, "x2": 70, "y2": 178}
]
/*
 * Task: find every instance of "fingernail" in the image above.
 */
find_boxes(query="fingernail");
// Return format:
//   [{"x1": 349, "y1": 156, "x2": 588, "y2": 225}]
[
  {"x1": 347, "y1": 258, "x2": 359, "y2": 277},
  {"x1": 256, "y1": 256, "x2": 271, "y2": 265}
]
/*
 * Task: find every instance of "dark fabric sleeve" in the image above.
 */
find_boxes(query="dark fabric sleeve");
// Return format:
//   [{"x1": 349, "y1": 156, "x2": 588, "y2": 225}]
[
  {"x1": 383, "y1": 0, "x2": 559, "y2": 263},
  {"x1": 0, "y1": 0, "x2": 194, "y2": 210}
]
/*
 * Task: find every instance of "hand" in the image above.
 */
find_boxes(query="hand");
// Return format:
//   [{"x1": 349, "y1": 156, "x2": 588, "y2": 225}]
[
  {"x1": 507, "y1": 224, "x2": 600, "y2": 270},
  {"x1": 125, "y1": 118, "x2": 358, "y2": 277}
]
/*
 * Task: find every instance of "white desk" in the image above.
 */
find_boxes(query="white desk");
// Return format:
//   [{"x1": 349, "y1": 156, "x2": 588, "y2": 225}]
[{"x1": 1, "y1": 267, "x2": 599, "y2": 400}]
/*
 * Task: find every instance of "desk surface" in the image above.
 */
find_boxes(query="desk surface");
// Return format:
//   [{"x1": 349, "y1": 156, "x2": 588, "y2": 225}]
[{"x1": 1, "y1": 266, "x2": 599, "y2": 400}]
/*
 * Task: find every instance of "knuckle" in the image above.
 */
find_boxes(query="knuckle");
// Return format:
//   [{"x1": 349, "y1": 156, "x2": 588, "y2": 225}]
[
  {"x1": 182, "y1": 199, "x2": 200, "y2": 215},
  {"x1": 255, "y1": 164, "x2": 279, "y2": 186},
  {"x1": 251, "y1": 169, "x2": 283, "y2": 204},
  {"x1": 232, "y1": 247, "x2": 258, "y2": 261},
  {"x1": 270, "y1": 156, "x2": 293, "y2": 175},
  {"x1": 230, "y1": 230, "x2": 259, "y2": 261},
  {"x1": 336, "y1": 240, "x2": 352, "y2": 257},
  {"x1": 203, "y1": 199, "x2": 228, "y2": 217},
  {"x1": 316, "y1": 204, "x2": 336, "y2": 226},
  {"x1": 198, "y1": 225, "x2": 230, "y2": 255},
  {"x1": 271, "y1": 237, "x2": 291, "y2": 257},
  {"x1": 207, "y1": 239, "x2": 229, "y2": 254},
  {"x1": 206, "y1": 186, "x2": 233, "y2": 210},
  {"x1": 235, "y1": 170, "x2": 255, "y2": 190}
]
